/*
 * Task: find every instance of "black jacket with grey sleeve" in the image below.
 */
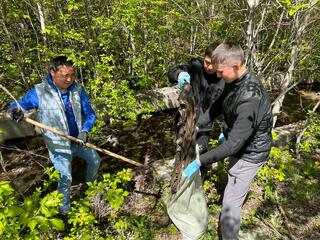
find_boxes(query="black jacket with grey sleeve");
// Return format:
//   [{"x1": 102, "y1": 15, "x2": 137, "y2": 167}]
[{"x1": 199, "y1": 70, "x2": 273, "y2": 165}]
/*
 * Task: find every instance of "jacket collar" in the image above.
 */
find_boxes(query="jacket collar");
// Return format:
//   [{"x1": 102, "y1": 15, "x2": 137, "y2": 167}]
[{"x1": 226, "y1": 69, "x2": 251, "y2": 88}]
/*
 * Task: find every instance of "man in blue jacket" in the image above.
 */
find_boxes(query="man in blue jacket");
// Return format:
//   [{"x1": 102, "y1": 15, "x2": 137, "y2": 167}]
[{"x1": 8, "y1": 56, "x2": 101, "y2": 214}]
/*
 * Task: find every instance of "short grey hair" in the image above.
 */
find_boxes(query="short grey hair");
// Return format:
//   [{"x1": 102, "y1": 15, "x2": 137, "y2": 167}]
[{"x1": 211, "y1": 43, "x2": 245, "y2": 67}]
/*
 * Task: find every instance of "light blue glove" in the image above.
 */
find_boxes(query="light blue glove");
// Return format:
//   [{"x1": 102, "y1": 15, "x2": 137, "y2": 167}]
[
  {"x1": 178, "y1": 72, "x2": 191, "y2": 90},
  {"x1": 218, "y1": 132, "x2": 225, "y2": 145},
  {"x1": 183, "y1": 159, "x2": 201, "y2": 178}
]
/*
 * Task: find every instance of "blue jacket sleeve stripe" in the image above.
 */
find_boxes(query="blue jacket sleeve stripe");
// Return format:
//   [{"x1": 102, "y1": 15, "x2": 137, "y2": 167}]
[{"x1": 80, "y1": 88, "x2": 96, "y2": 132}]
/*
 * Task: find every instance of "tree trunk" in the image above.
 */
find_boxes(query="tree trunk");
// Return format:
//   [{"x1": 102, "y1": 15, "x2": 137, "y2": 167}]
[
  {"x1": 37, "y1": 2, "x2": 46, "y2": 42},
  {"x1": 272, "y1": 9, "x2": 311, "y2": 127}
]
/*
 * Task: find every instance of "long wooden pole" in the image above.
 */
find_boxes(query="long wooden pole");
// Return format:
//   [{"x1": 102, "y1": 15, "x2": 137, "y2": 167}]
[
  {"x1": 0, "y1": 82, "x2": 142, "y2": 167},
  {"x1": 25, "y1": 117, "x2": 143, "y2": 167}
]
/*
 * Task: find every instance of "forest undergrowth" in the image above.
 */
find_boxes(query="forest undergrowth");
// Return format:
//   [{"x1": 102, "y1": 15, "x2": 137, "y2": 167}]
[{"x1": 0, "y1": 112, "x2": 319, "y2": 240}]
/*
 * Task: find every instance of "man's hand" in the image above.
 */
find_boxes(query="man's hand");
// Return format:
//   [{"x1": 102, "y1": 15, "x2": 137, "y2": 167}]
[
  {"x1": 7, "y1": 108, "x2": 24, "y2": 122},
  {"x1": 78, "y1": 131, "x2": 88, "y2": 143},
  {"x1": 182, "y1": 159, "x2": 201, "y2": 178},
  {"x1": 178, "y1": 72, "x2": 190, "y2": 90}
]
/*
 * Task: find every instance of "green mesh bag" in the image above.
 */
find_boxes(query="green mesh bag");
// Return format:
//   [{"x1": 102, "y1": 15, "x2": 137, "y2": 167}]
[{"x1": 167, "y1": 155, "x2": 208, "y2": 239}]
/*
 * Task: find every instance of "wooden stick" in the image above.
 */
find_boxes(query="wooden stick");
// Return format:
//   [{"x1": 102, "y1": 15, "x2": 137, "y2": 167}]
[{"x1": 24, "y1": 117, "x2": 143, "y2": 167}]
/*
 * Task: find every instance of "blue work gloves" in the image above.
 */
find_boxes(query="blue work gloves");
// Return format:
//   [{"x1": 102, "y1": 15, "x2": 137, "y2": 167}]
[
  {"x1": 218, "y1": 132, "x2": 225, "y2": 145},
  {"x1": 182, "y1": 159, "x2": 201, "y2": 178},
  {"x1": 7, "y1": 108, "x2": 24, "y2": 122},
  {"x1": 78, "y1": 131, "x2": 88, "y2": 143},
  {"x1": 178, "y1": 72, "x2": 191, "y2": 90}
]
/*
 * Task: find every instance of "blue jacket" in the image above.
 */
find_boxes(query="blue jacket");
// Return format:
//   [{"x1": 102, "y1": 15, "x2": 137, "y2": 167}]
[{"x1": 9, "y1": 74, "x2": 96, "y2": 138}]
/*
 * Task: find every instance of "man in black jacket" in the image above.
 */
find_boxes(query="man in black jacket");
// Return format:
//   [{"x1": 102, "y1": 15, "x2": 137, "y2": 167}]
[
  {"x1": 168, "y1": 44, "x2": 225, "y2": 154},
  {"x1": 183, "y1": 43, "x2": 273, "y2": 239}
]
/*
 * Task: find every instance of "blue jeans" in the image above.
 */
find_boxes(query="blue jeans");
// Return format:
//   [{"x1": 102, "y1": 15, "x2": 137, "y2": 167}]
[{"x1": 48, "y1": 142, "x2": 101, "y2": 213}]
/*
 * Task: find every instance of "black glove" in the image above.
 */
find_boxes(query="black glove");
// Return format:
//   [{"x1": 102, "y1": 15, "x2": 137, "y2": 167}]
[
  {"x1": 7, "y1": 108, "x2": 24, "y2": 122},
  {"x1": 77, "y1": 131, "x2": 88, "y2": 143},
  {"x1": 197, "y1": 134, "x2": 209, "y2": 155}
]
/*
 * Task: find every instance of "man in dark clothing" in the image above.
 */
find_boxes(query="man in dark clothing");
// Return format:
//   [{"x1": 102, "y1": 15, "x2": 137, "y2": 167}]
[
  {"x1": 183, "y1": 43, "x2": 273, "y2": 239},
  {"x1": 168, "y1": 44, "x2": 225, "y2": 154}
]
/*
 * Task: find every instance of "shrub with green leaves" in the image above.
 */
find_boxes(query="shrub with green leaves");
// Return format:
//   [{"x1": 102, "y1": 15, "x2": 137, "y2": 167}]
[
  {"x1": 66, "y1": 168, "x2": 133, "y2": 239},
  {"x1": 299, "y1": 111, "x2": 320, "y2": 158},
  {"x1": 92, "y1": 79, "x2": 154, "y2": 129},
  {"x1": 0, "y1": 166, "x2": 141, "y2": 239},
  {"x1": 258, "y1": 146, "x2": 293, "y2": 184},
  {"x1": 0, "y1": 167, "x2": 64, "y2": 239}
]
